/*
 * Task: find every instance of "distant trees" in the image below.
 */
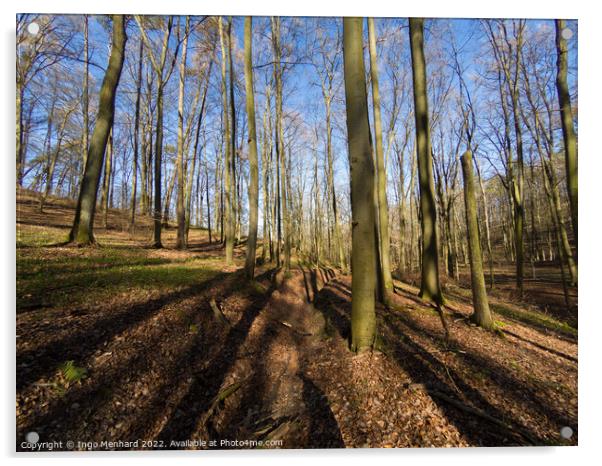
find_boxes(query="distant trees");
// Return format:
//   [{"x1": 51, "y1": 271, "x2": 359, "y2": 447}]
[
  {"x1": 409, "y1": 18, "x2": 444, "y2": 306},
  {"x1": 18, "y1": 15, "x2": 578, "y2": 329},
  {"x1": 70, "y1": 15, "x2": 126, "y2": 245},
  {"x1": 134, "y1": 15, "x2": 178, "y2": 248},
  {"x1": 343, "y1": 17, "x2": 377, "y2": 352}
]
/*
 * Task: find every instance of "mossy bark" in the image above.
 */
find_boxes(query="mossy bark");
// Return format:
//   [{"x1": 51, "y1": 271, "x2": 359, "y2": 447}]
[
  {"x1": 409, "y1": 18, "x2": 444, "y2": 305},
  {"x1": 343, "y1": 17, "x2": 377, "y2": 352},
  {"x1": 70, "y1": 15, "x2": 126, "y2": 245},
  {"x1": 460, "y1": 151, "x2": 494, "y2": 329}
]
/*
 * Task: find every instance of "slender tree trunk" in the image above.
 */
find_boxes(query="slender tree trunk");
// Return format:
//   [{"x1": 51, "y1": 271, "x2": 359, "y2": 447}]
[
  {"x1": 41, "y1": 105, "x2": 74, "y2": 211},
  {"x1": 131, "y1": 37, "x2": 143, "y2": 229},
  {"x1": 343, "y1": 17, "x2": 377, "y2": 353},
  {"x1": 555, "y1": 19, "x2": 578, "y2": 256},
  {"x1": 205, "y1": 164, "x2": 212, "y2": 243},
  {"x1": 261, "y1": 91, "x2": 271, "y2": 262},
  {"x1": 244, "y1": 17, "x2": 260, "y2": 279},
  {"x1": 461, "y1": 151, "x2": 494, "y2": 329},
  {"x1": 135, "y1": 15, "x2": 173, "y2": 248},
  {"x1": 368, "y1": 17, "x2": 393, "y2": 305},
  {"x1": 272, "y1": 17, "x2": 290, "y2": 271},
  {"x1": 70, "y1": 15, "x2": 126, "y2": 245},
  {"x1": 409, "y1": 18, "x2": 444, "y2": 305},
  {"x1": 101, "y1": 129, "x2": 113, "y2": 228},
  {"x1": 81, "y1": 15, "x2": 89, "y2": 178},
  {"x1": 219, "y1": 17, "x2": 235, "y2": 264},
  {"x1": 474, "y1": 157, "x2": 494, "y2": 289},
  {"x1": 176, "y1": 17, "x2": 190, "y2": 249}
]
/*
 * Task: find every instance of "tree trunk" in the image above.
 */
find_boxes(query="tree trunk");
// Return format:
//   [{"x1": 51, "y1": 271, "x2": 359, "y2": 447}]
[
  {"x1": 474, "y1": 156, "x2": 494, "y2": 289},
  {"x1": 272, "y1": 17, "x2": 291, "y2": 271},
  {"x1": 460, "y1": 151, "x2": 494, "y2": 329},
  {"x1": 368, "y1": 17, "x2": 393, "y2": 305},
  {"x1": 101, "y1": 129, "x2": 113, "y2": 228},
  {"x1": 555, "y1": 19, "x2": 578, "y2": 257},
  {"x1": 244, "y1": 17, "x2": 260, "y2": 279},
  {"x1": 176, "y1": 17, "x2": 190, "y2": 249},
  {"x1": 343, "y1": 17, "x2": 377, "y2": 353},
  {"x1": 81, "y1": 15, "x2": 89, "y2": 179},
  {"x1": 131, "y1": 36, "x2": 143, "y2": 229},
  {"x1": 409, "y1": 18, "x2": 444, "y2": 305},
  {"x1": 70, "y1": 15, "x2": 126, "y2": 245},
  {"x1": 219, "y1": 17, "x2": 235, "y2": 264}
]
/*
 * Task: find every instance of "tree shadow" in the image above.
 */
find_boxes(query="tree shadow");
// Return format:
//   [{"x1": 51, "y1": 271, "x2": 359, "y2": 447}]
[
  {"x1": 17, "y1": 269, "x2": 276, "y2": 449},
  {"x1": 385, "y1": 310, "x2": 574, "y2": 443},
  {"x1": 155, "y1": 270, "x2": 276, "y2": 445},
  {"x1": 17, "y1": 271, "x2": 231, "y2": 391},
  {"x1": 313, "y1": 283, "x2": 351, "y2": 341},
  {"x1": 503, "y1": 329, "x2": 578, "y2": 363},
  {"x1": 299, "y1": 373, "x2": 345, "y2": 448},
  {"x1": 315, "y1": 278, "x2": 566, "y2": 446}
]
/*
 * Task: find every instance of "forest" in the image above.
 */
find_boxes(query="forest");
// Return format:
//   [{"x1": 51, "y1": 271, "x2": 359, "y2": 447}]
[{"x1": 16, "y1": 14, "x2": 577, "y2": 449}]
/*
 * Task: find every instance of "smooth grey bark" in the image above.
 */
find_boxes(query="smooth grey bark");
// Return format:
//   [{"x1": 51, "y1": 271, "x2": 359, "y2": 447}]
[{"x1": 343, "y1": 17, "x2": 377, "y2": 353}]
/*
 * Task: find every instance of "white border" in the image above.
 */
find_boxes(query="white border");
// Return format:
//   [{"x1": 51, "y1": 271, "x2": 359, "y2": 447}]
[{"x1": 2, "y1": 1, "x2": 600, "y2": 465}]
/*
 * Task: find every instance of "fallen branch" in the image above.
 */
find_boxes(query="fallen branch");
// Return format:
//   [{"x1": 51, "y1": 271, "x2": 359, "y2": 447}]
[
  {"x1": 209, "y1": 298, "x2": 231, "y2": 326},
  {"x1": 200, "y1": 378, "x2": 246, "y2": 426}
]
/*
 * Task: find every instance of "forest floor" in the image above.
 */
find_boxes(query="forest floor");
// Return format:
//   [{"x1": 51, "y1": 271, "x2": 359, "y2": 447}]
[{"x1": 16, "y1": 190, "x2": 578, "y2": 450}]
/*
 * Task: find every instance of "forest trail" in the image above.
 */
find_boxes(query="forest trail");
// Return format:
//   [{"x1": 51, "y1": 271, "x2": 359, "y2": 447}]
[{"x1": 16, "y1": 192, "x2": 577, "y2": 449}]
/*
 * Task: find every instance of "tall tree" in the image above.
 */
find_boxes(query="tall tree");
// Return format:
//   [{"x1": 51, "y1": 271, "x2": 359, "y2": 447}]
[
  {"x1": 460, "y1": 151, "x2": 494, "y2": 329},
  {"x1": 312, "y1": 21, "x2": 346, "y2": 270},
  {"x1": 130, "y1": 36, "x2": 144, "y2": 229},
  {"x1": 69, "y1": 15, "x2": 126, "y2": 245},
  {"x1": 555, "y1": 19, "x2": 578, "y2": 256},
  {"x1": 409, "y1": 18, "x2": 444, "y2": 305},
  {"x1": 81, "y1": 15, "x2": 89, "y2": 176},
  {"x1": 272, "y1": 17, "x2": 291, "y2": 271},
  {"x1": 343, "y1": 17, "x2": 377, "y2": 353},
  {"x1": 176, "y1": 16, "x2": 191, "y2": 249},
  {"x1": 218, "y1": 17, "x2": 235, "y2": 264},
  {"x1": 244, "y1": 17, "x2": 260, "y2": 279},
  {"x1": 368, "y1": 17, "x2": 393, "y2": 305}
]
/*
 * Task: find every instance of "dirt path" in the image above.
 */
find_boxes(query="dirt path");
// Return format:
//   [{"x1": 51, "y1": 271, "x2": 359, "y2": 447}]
[{"x1": 198, "y1": 267, "x2": 470, "y2": 449}]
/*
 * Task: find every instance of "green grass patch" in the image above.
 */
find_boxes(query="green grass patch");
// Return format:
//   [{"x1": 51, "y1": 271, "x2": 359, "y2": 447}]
[
  {"x1": 17, "y1": 246, "x2": 222, "y2": 310},
  {"x1": 16, "y1": 224, "x2": 69, "y2": 247},
  {"x1": 490, "y1": 302, "x2": 577, "y2": 338},
  {"x1": 445, "y1": 286, "x2": 576, "y2": 338}
]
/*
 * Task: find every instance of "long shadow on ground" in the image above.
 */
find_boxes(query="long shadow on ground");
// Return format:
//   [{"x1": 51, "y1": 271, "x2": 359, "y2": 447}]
[{"x1": 312, "y1": 279, "x2": 561, "y2": 446}]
